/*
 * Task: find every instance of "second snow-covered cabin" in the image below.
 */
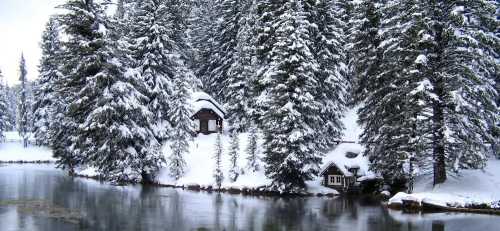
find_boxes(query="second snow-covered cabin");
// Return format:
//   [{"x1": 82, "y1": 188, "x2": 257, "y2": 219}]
[
  {"x1": 191, "y1": 91, "x2": 226, "y2": 135},
  {"x1": 318, "y1": 143, "x2": 377, "y2": 193},
  {"x1": 320, "y1": 161, "x2": 360, "y2": 192}
]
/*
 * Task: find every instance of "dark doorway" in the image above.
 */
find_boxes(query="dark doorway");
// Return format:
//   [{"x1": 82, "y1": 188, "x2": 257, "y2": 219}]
[{"x1": 200, "y1": 120, "x2": 209, "y2": 134}]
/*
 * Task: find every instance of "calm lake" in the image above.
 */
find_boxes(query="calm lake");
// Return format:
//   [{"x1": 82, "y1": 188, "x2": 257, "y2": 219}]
[{"x1": 0, "y1": 164, "x2": 498, "y2": 231}]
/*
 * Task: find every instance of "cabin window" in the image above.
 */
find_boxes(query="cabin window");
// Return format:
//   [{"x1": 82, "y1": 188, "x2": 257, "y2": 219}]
[
  {"x1": 208, "y1": 120, "x2": 217, "y2": 131},
  {"x1": 328, "y1": 175, "x2": 343, "y2": 186}
]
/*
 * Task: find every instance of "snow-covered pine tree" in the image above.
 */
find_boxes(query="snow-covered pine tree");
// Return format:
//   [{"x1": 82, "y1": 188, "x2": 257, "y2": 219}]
[
  {"x1": 5, "y1": 85, "x2": 17, "y2": 131},
  {"x1": 245, "y1": 126, "x2": 259, "y2": 172},
  {"x1": 213, "y1": 132, "x2": 224, "y2": 189},
  {"x1": 126, "y1": 0, "x2": 198, "y2": 181},
  {"x1": 225, "y1": 0, "x2": 256, "y2": 132},
  {"x1": 0, "y1": 69, "x2": 9, "y2": 140},
  {"x1": 58, "y1": 0, "x2": 163, "y2": 182},
  {"x1": 127, "y1": 0, "x2": 180, "y2": 142},
  {"x1": 26, "y1": 81, "x2": 35, "y2": 132},
  {"x1": 305, "y1": 0, "x2": 349, "y2": 150},
  {"x1": 348, "y1": 0, "x2": 383, "y2": 104},
  {"x1": 358, "y1": 0, "x2": 428, "y2": 182},
  {"x1": 256, "y1": 0, "x2": 324, "y2": 191},
  {"x1": 420, "y1": 0, "x2": 499, "y2": 184},
  {"x1": 203, "y1": 0, "x2": 249, "y2": 101},
  {"x1": 227, "y1": 130, "x2": 240, "y2": 182},
  {"x1": 168, "y1": 75, "x2": 194, "y2": 181},
  {"x1": 167, "y1": 0, "x2": 195, "y2": 68},
  {"x1": 17, "y1": 54, "x2": 30, "y2": 147},
  {"x1": 190, "y1": 0, "x2": 220, "y2": 88},
  {"x1": 32, "y1": 17, "x2": 62, "y2": 146}
]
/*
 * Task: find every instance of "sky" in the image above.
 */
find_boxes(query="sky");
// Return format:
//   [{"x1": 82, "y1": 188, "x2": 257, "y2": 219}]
[{"x1": 0, "y1": 0, "x2": 65, "y2": 86}]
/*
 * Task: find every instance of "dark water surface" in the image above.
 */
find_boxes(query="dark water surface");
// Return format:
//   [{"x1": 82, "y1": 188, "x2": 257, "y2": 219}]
[{"x1": 0, "y1": 164, "x2": 499, "y2": 231}]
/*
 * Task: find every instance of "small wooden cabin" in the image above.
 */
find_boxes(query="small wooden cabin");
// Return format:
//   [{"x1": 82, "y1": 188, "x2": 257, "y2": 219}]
[
  {"x1": 320, "y1": 162, "x2": 360, "y2": 192},
  {"x1": 191, "y1": 92, "x2": 226, "y2": 135}
]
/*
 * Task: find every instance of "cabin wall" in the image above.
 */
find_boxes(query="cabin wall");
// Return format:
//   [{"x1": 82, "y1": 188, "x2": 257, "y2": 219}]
[{"x1": 321, "y1": 165, "x2": 355, "y2": 192}]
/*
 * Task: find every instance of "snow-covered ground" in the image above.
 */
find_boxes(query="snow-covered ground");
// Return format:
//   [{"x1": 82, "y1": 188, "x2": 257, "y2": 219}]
[
  {"x1": 153, "y1": 107, "x2": 366, "y2": 194},
  {"x1": 389, "y1": 159, "x2": 500, "y2": 208},
  {"x1": 75, "y1": 108, "x2": 367, "y2": 195},
  {"x1": 0, "y1": 132, "x2": 55, "y2": 162},
  {"x1": 76, "y1": 132, "x2": 339, "y2": 195}
]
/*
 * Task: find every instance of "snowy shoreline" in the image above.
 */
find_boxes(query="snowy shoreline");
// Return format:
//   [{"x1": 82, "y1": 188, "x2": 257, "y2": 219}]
[
  {"x1": 386, "y1": 159, "x2": 500, "y2": 214},
  {"x1": 72, "y1": 131, "x2": 342, "y2": 197},
  {"x1": 73, "y1": 171, "x2": 339, "y2": 197}
]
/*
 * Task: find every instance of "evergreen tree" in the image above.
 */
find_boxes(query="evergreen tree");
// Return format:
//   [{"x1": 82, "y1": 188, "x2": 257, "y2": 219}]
[
  {"x1": 0, "y1": 69, "x2": 9, "y2": 140},
  {"x1": 32, "y1": 17, "x2": 62, "y2": 146},
  {"x1": 421, "y1": 0, "x2": 498, "y2": 184},
  {"x1": 306, "y1": 0, "x2": 349, "y2": 149},
  {"x1": 168, "y1": 77, "x2": 194, "y2": 180},
  {"x1": 358, "y1": 0, "x2": 428, "y2": 182},
  {"x1": 190, "y1": 0, "x2": 220, "y2": 88},
  {"x1": 245, "y1": 126, "x2": 259, "y2": 172},
  {"x1": 256, "y1": 0, "x2": 324, "y2": 190},
  {"x1": 127, "y1": 0, "x2": 194, "y2": 142},
  {"x1": 225, "y1": 0, "x2": 256, "y2": 132},
  {"x1": 17, "y1": 53, "x2": 30, "y2": 147},
  {"x1": 4, "y1": 85, "x2": 17, "y2": 131},
  {"x1": 203, "y1": 0, "x2": 249, "y2": 101},
  {"x1": 349, "y1": 0, "x2": 383, "y2": 104},
  {"x1": 58, "y1": 0, "x2": 163, "y2": 181},
  {"x1": 228, "y1": 131, "x2": 240, "y2": 182},
  {"x1": 213, "y1": 132, "x2": 224, "y2": 189},
  {"x1": 358, "y1": 0, "x2": 499, "y2": 185}
]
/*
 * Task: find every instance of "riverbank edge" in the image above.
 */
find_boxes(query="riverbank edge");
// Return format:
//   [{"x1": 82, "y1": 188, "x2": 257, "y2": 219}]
[
  {"x1": 385, "y1": 200, "x2": 500, "y2": 216},
  {"x1": 73, "y1": 173, "x2": 339, "y2": 198}
]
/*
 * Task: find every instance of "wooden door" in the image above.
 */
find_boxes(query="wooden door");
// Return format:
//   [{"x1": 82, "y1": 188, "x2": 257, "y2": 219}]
[{"x1": 200, "y1": 120, "x2": 208, "y2": 134}]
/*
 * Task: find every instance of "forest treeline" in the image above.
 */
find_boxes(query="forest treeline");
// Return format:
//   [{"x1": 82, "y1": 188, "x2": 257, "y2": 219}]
[{"x1": 0, "y1": 0, "x2": 497, "y2": 192}]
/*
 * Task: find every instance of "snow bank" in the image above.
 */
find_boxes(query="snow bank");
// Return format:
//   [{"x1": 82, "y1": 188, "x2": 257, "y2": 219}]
[
  {"x1": 388, "y1": 159, "x2": 500, "y2": 208},
  {"x1": 0, "y1": 132, "x2": 54, "y2": 162}
]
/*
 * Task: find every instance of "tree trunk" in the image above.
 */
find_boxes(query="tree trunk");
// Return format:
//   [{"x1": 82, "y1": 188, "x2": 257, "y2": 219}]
[
  {"x1": 432, "y1": 80, "x2": 447, "y2": 186},
  {"x1": 431, "y1": 21, "x2": 447, "y2": 186}
]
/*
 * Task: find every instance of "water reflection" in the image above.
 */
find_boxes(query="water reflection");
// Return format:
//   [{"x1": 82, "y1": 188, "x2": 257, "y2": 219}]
[{"x1": 0, "y1": 165, "x2": 499, "y2": 231}]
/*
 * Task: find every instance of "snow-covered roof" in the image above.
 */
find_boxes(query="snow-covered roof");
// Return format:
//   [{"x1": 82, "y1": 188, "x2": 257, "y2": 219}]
[
  {"x1": 191, "y1": 91, "x2": 226, "y2": 118},
  {"x1": 319, "y1": 143, "x2": 375, "y2": 180},
  {"x1": 320, "y1": 162, "x2": 355, "y2": 177}
]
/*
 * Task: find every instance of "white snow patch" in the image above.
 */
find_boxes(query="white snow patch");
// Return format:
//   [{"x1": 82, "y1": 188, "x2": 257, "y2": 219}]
[
  {"x1": 389, "y1": 159, "x2": 500, "y2": 208},
  {"x1": 0, "y1": 132, "x2": 54, "y2": 162}
]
